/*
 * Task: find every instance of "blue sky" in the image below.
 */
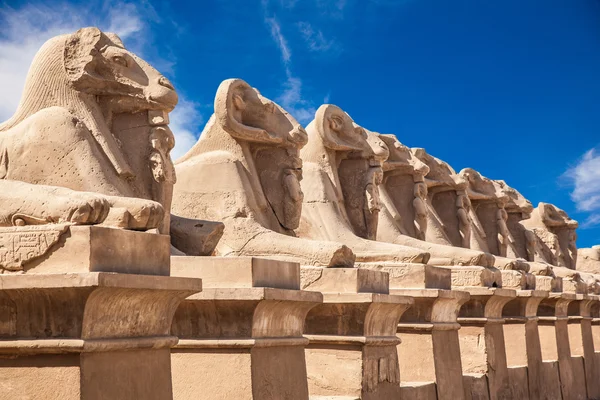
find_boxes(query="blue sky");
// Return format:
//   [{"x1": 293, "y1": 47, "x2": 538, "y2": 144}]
[{"x1": 1, "y1": 0, "x2": 599, "y2": 247}]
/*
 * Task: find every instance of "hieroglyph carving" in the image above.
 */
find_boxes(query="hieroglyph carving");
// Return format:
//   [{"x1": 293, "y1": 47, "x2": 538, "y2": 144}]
[{"x1": 0, "y1": 225, "x2": 68, "y2": 271}]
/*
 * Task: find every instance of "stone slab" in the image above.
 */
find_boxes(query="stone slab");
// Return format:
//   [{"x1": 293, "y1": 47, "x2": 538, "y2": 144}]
[
  {"x1": 356, "y1": 262, "x2": 451, "y2": 290},
  {"x1": 24, "y1": 226, "x2": 171, "y2": 275},
  {"x1": 507, "y1": 366, "x2": 529, "y2": 400},
  {"x1": 301, "y1": 267, "x2": 389, "y2": 294},
  {"x1": 171, "y1": 256, "x2": 300, "y2": 290},
  {"x1": 400, "y1": 382, "x2": 437, "y2": 400},
  {"x1": 443, "y1": 266, "x2": 501, "y2": 289},
  {"x1": 463, "y1": 373, "x2": 490, "y2": 400}
]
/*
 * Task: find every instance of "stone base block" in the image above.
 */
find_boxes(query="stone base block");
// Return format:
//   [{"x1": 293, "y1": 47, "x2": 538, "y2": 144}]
[
  {"x1": 0, "y1": 272, "x2": 201, "y2": 400},
  {"x1": 533, "y1": 275, "x2": 556, "y2": 292},
  {"x1": 302, "y1": 268, "x2": 411, "y2": 400},
  {"x1": 507, "y1": 366, "x2": 529, "y2": 400},
  {"x1": 171, "y1": 256, "x2": 321, "y2": 400},
  {"x1": 443, "y1": 266, "x2": 501, "y2": 289},
  {"x1": 541, "y1": 361, "x2": 562, "y2": 399},
  {"x1": 301, "y1": 267, "x2": 388, "y2": 294},
  {"x1": 463, "y1": 373, "x2": 490, "y2": 400},
  {"x1": 171, "y1": 256, "x2": 299, "y2": 289},
  {"x1": 395, "y1": 288, "x2": 469, "y2": 400},
  {"x1": 20, "y1": 225, "x2": 171, "y2": 275},
  {"x1": 570, "y1": 356, "x2": 588, "y2": 400},
  {"x1": 400, "y1": 381, "x2": 437, "y2": 400},
  {"x1": 356, "y1": 262, "x2": 451, "y2": 289},
  {"x1": 500, "y1": 270, "x2": 527, "y2": 289}
]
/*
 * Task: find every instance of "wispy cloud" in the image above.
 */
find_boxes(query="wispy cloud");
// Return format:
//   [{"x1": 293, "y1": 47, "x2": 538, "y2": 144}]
[
  {"x1": 564, "y1": 147, "x2": 600, "y2": 228},
  {"x1": 265, "y1": 17, "x2": 291, "y2": 64},
  {"x1": 278, "y1": 72, "x2": 316, "y2": 124},
  {"x1": 0, "y1": 1, "x2": 201, "y2": 157},
  {"x1": 262, "y1": 14, "x2": 316, "y2": 124},
  {"x1": 297, "y1": 21, "x2": 338, "y2": 53},
  {"x1": 170, "y1": 98, "x2": 205, "y2": 160}
]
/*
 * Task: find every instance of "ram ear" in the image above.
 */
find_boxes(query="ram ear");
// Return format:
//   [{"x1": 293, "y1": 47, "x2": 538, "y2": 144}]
[
  {"x1": 104, "y1": 32, "x2": 124, "y2": 48},
  {"x1": 64, "y1": 27, "x2": 103, "y2": 87}
]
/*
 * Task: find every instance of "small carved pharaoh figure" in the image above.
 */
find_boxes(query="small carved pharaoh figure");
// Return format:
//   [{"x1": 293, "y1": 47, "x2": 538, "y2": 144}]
[
  {"x1": 365, "y1": 167, "x2": 383, "y2": 240},
  {"x1": 568, "y1": 230, "x2": 578, "y2": 266},
  {"x1": 456, "y1": 190, "x2": 472, "y2": 248},
  {"x1": 412, "y1": 182, "x2": 428, "y2": 240},
  {"x1": 298, "y1": 104, "x2": 430, "y2": 264},
  {"x1": 373, "y1": 133, "x2": 491, "y2": 266},
  {"x1": 496, "y1": 207, "x2": 510, "y2": 257},
  {"x1": 172, "y1": 79, "x2": 354, "y2": 267},
  {"x1": 0, "y1": 27, "x2": 185, "y2": 271}
]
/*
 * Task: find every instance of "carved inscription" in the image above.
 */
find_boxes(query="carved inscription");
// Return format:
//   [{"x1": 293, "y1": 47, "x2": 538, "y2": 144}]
[
  {"x1": 451, "y1": 268, "x2": 483, "y2": 287},
  {"x1": 0, "y1": 225, "x2": 68, "y2": 271},
  {"x1": 500, "y1": 270, "x2": 525, "y2": 289}
]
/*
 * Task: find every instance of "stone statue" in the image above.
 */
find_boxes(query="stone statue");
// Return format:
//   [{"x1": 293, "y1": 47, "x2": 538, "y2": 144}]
[
  {"x1": 520, "y1": 202, "x2": 579, "y2": 269},
  {"x1": 297, "y1": 104, "x2": 430, "y2": 264},
  {"x1": 496, "y1": 207, "x2": 510, "y2": 257},
  {"x1": 577, "y1": 245, "x2": 600, "y2": 274},
  {"x1": 0, "y1": 27, "x2": 206, "y2": 271},
  {"x1": 413, "y1": 181, "x2": 428, "y2": 240},
  {"x1": 373, "y1": 133, "x2": 492, "y2": 266},
  {"x1": 411, "y1": 148, "x2": 471, "y2": 248},
  {"x1": 496, "y1": 180, "x2": 535, "y2": 259},
  {"x1": 171, "y1": 79, "x2": 354, "y2": 267},
  {"x1": 456, "y1": 189, "x2": 472, "y2": 248}
]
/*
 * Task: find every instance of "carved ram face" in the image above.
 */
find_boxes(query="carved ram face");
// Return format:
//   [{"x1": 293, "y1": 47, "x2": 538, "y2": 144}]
[{"x1": 64, "y1": 27, "x2": 178, "y2": 113}]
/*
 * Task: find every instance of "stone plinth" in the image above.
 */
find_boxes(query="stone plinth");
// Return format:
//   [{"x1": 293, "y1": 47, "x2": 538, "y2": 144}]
[
  {"x1": 538, "y1": 293, "x2": 587, "y2": 400},
  {"x1": 0, "y1": 272, "x2": 201, "y2": 400},
  {"x1": 356, "y1": 262, "x2": 451, "y2": 290},
  {"x1": 302, "y1": 267, "x2": 412, "y2": 400},
  {"x1": 568, "y1": 294, "x2": 600, "y2": 400},
  {"x1": 170, "y1": 257, "x2": 321, "y2": 400},
  {"x1": 395, "y1": 288, "x2": 470, "y2": 400},
  {"x1": 458, "y1": 288, "x2": 516, "y2": 400},
  {"x1": 20, "y1": 225, "x2": 171, "y2": 275},
  {"x1": 502, "y1": 290, "x2": 548, "y2": 400},
  {"x1": 445, "y1": 266, "x2": 501, "y2": 289}
]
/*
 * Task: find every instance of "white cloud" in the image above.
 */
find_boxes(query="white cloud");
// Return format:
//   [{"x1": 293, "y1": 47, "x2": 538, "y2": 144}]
[
  {"x1": 297, "y1": 22, "x2": 337, "y2": 53},
  {"x1": 169, "y1": 98, "x2": 204, "y2": 161},
  {"x1": 565, "y1": 148, "x2": 600, "y2": 228},
  {"x1": 265, "y1": 17, "x2": 291, "y2": 64},
  {"x1": 262, "y1": 14, "x2": 316, "y2": 124},
  {"x1": 277, "y1": 73, "x2": 316, "y2": 125},
  {"x1": 0, "y1": 1, "x2": 201, "y2": 158}
]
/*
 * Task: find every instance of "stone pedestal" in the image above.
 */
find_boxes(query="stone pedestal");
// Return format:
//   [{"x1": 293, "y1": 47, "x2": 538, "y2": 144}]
[
  {"x1": 396, "y1": 288, "x2": 470, "y2": 400},
  {"x1": 356, "y1": 262, "x2": 451, "y2": 290},
  {"x1": 0, "y1": 227, "x2": 201, "y2": 400},
  {"x1": 538, "y1": 293, "x2": 587, "y2": 400},
  {"x1": 502, "y1": 290, "x2": 548, "y2": 400},
  {"x1": 447, "y1": 266, "x2": 501, "y2": 289},
  {"x1": 570, "y1": 295, "x2": 600, "y2": 400},
  {"x1": 458, "y1": 288, "x2": 516, "y2": 400},
  {"x1": 302, "y1": 267, "x2": 412, "y2": 400},
  {"x1": 170, "y1": 257, "x2": 321, "y2": 400}
]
